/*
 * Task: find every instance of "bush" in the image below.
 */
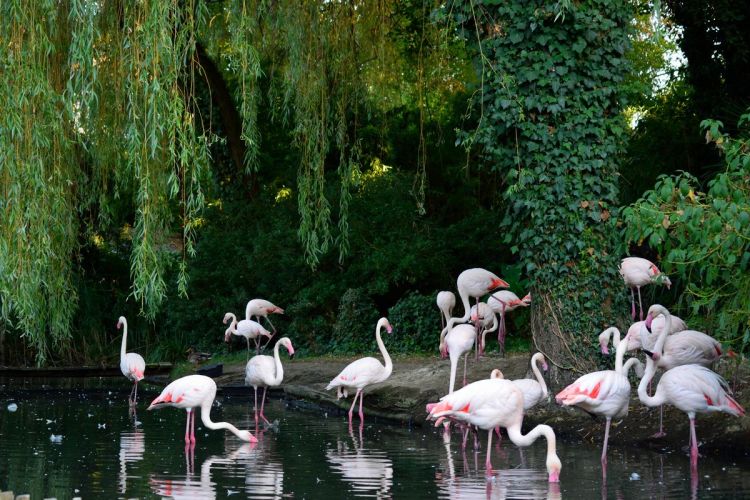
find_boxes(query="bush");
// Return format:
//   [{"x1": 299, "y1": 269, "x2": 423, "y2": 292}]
[{"x1": 387, "y1": 292, "x2": 440, "y2": 354}]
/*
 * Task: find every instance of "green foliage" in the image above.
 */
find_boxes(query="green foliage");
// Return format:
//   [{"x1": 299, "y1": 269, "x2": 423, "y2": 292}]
[
  {"x1": 622, "y1": 111, "x2": 750, "y2": 352},
  {"x1": 449, "y1": 0, "x2": 633, "y2": 370},
  {"x1": 387, "y1": 292, "x2": 440, "y2": 353},
  {"x1": 330, "y1": 289, "x2": 380, "y2": 354}
]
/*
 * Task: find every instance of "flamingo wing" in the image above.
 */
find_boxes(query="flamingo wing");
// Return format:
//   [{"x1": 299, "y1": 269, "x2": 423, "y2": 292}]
[
  {"x1": 245, "y1": 355, "x2": 276, "y2": 387},
  {"x1": 326, "y1": 357, "x2": 385, "y2": 390},
  {"x1": 149, "y1": 375, "x2": 213, "y2": 409}
]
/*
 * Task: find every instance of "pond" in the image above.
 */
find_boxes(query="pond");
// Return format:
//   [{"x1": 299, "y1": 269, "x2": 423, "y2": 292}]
[{"x1": 1, "y1": 377, "x2": 749, "y2": 499}]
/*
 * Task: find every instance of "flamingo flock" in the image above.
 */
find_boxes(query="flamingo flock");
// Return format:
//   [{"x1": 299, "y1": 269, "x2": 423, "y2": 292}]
[{"x1": 110, "y1": 257, "x2": 743, "y2": 487}]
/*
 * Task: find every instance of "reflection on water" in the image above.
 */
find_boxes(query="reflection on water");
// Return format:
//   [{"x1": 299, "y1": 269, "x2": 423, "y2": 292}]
[
  {"x1": 1, "y1": 376, "x2": 749, "y2": 499},
  {"x1": 327, "y1": 426, "x2": 393, "y2": 498}
]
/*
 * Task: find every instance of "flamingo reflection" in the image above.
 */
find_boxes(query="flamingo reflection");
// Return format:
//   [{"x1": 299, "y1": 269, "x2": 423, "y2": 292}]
[
  {"x1": 118, "y1": 429, "x2": 144, "y2": 494},
  {"x1": 326, "y1": 426, "x2": 393, "y2": 498}
]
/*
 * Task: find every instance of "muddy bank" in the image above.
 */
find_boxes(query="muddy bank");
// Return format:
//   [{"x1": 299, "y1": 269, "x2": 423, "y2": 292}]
[{"x1": 205, "y1": 352, "x2": 750, "y2": 459}]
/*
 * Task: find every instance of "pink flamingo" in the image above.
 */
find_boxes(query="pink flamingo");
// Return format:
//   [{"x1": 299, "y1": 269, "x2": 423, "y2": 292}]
[
  {"x1": 427, "y1": 378, "x2": 562, "y2": 482},
  {"x1": 598, "y1": 315, "x2": 688, "y2": 354},
  {"x1": 436, "y1": 291, "x2": 456, "y2": 331},
  {"x1": 619, "y1": 257, "x2": 671, "y2": 320},
  {"x1": 495, "y1": 352, "x2": 549, "y2": 411},
  {"x1": 223, "y1": 312, "x2": 273, "y2": 358},
  {"x1": 556, "y1": 338, "x2": 644, "y2": 474},
  {"x1": 440, "y1": 324, "x2": 478, "y2": 394},
  {"x1": 488, "y1": 290, "x2": 531, "y2": 352},
  {"x1": 639, "y1": 305, "x2": 744, "y2": 472},
  {"x1": 469, "y1": 302, "x2": 498, "y2": 356},
  {"x1": 245, "y1": 337, "x2": 295, "y2": 425},
  {"x1": 147, "y1": 374, "x2": 258, "y2": 444},
  {"x1": 245, "y1": 299, "x2": 284, "y2": 344},
  {"x1": 326, "y1": 318, "x2": 393, "y2": 428},
  {"x1": 118, "y1": 316, "x2": 145, "y2": 407}
]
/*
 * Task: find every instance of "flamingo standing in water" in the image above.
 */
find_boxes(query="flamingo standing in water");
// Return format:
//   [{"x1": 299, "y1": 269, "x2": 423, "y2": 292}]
[
  {"x1": 326, "y1": 318, "x2": 394, "y2": 428},
  {"x1": 488, "y1": 290, "x2": 531, "y2": 353},
  {"x1": 436, "y1": 291, "x2": 456, "y2": 331},
  {"x1": 147, "y1": 374, "x2": 258, "y2": 444},
  {"x1": 619, "y1": 257, "x2": 671, "y2": 320},
  {"x1": 427, "y1": 378, "x2": 562, "y2": 482},
  {"x1": 223, "y1": 312, "x2": 273, "y2": 358},
  {"x1": 442, "y1": 268, "x2": 509, "y2": 360},
  {"x1": 639, "y1": 305, "x2": 744, "y2": 472},
  {"x1": 556, "y1": 338, "x2": 644, "y2": 475},
  {"x1": 118, "y1": 316, "x2": 146, "y2": 407},
  {"x1": 245, "y1": 337, "x2": 295, "y2": 425}
]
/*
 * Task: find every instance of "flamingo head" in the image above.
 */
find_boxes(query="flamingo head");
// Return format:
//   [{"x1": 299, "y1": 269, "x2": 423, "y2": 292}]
[
  {"x1": 222, "y1": 312, "x2": 233, "y2": 325},
  {"x1": 599, "y1": 340, "x2": 610, "y2": 356},
  {"x1": 644, "y1": 313, "x2": 654, "y2": 332},
  {"x1": 385, "y1": 320, "x2": 393, "y2": 334},
  {"x1": 521, "y1": 293, "x2": 532, "y2": 306},
  {"x1": 547, "y1": 456, "x2": 562, "y2": 483},
  {"x1": 490, "y1": 369, "x2": 504, "y2": 379},
  {"x1": 439, "y1": 342, "x2": 448, "y2": 359},
  {"x1": 282, "y1": 338, "x2": 295, "y2": 358},
  {"x1": 117, "y1": 316, "x2": 125, "y2": 330},
  {"x1": 641, "y1": 347, "x2": 661, "y2": 362},
  {"x1": 236, "y1": 430, "x2": 258, "y2": 443},
  {"x1": 541, "y1": 359, "x2": 549, "y2": 371}
]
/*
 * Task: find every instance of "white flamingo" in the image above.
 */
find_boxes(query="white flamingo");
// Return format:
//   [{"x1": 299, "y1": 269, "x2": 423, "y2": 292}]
[
  {"x1": 639, "y1": 304, "x2": 744, "y2": 472},
  {"x1": 427, "y1": 378, "x2": 562, "y2": 482},
  {"x1": 488, "y1": 290, "x2": 531, "y2": 351},
  {"x1": 619, "y1": 256, "x2": 671, "y2": 320},
  {"x1": 223, "y1": 312, "x2": 272, "y2": 358},
  {"x1": 436, "y1": 291, "x2": 456, "y2": 331},
  {"x1": 469, "y1": 302, "x2": 498, "y2": 356},
  {"x1": 117, "y1": 316, "x2": 146, "y2": 407},
  {"x1": 245, "y1": 337, "x2": 295, "y2": 425},
  {"x1": 556, "y1": 338, "x2": 644, "y2": 474},
  {"x1": 326, "y1": 318, "x2": 393, "y2": 428},
  {"x1": 245, "y1": 298, "x2": 285, "y2": 339},
  {"x1": 147, "y1": 374, "x2": 257, "y2": 444},
  {"x1": 492, "y1": 352, "x2": 549, "y2": 411},
  {"x1": 440, "y1": 324, "x2": 478, "y2": 394},
  {"x1": 597, "y1": 315, "x2": 688, "y2": 354}
]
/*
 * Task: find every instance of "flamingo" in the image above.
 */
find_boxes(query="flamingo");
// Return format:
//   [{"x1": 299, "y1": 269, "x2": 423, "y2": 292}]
[
  {"x1": 436, "y1": 291, "x2": 456, "y2": 331},
  {"x1": 494, "y1": 352, "x2": 549, "y2": 411},
  {"x1": 426, "y1": 378, "x2": 562, "y2": 482},
  {"x1": 326, "y1": 317, "x2": 394, "y2": 428},
  {"x1": 619, "y1": 256, "x2": 672, "y2": 320},
  {"x1": 117, "y1": 316, "x2": 146, "y2": 407},
  {"x1": 469, "y1": 302, "x2": 498, "y2": 356},
  {"x1": 488, "y1": 290, "x2": 531, "y2": 353},
  {"x1": 244, "y1": 337, "x2": 295, "y2": 425},
  {"x1": 442, "y1": 268, "x2": 509, "y2": 360},
  {"x1": 223, "y1": 312, "x2": 272, "y2": 358},
  {"x1": 597, "y1": 315, "x2": 688, "y2": 354},
  {"x1": 556, "y1": 338, "x2": 645, "y2": 474},
  {"x1": 147, "y1": 374, "x2": 258, "y2": 444},
  {"x1": 639, "y1": 305, "x2": 744, "y2": 471},
  {"x1": 245, "y1": 299, "x2": 285, "y2": 347},
  {"x1": 640, "y1": 304, "x2": 723, "y2": 437},
  {"x1": 440, "y1": 324, "x2": 478, "y2": 394}
]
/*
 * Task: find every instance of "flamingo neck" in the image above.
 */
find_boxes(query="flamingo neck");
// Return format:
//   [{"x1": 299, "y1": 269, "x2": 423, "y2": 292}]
[
  {"x1": 120, "y1": 319, "x2": 128, "y2": 360},
  {"x1": 637, "y1": 357, "x2": 664, "y2": 408},
  {"x1": 507, "y1": 423, "x2": 559, "y2": 471},
  {"x1": 614, "y1": 337, "x2": 628, "y2": 374},
  {"x1": 271, "y1": 340, "x2": 284, "y2": 385},
  {"x1": 600, "y1": 327, "x2": 620, "y2": 352},
  {"x1": 530, "y1": 353, "x2": 548, "y2": 396},
  {"x1": 375, "y1": 320, "x2": 392, "y2": 380},
  {"x1": 244, "y1": 301, "x2": 254, "y2": 321},
  {"x1": 654, "y1": 309, "x2": 671, "y2": 355},
  {"x1": 622, "y1": 357, "x2": 643, "y2": 378},
  {"x1": 443, "y1": 288, "x2": 472, "y2": 337},
  {"x1": 200, "y1": 407, "x2": 245, "y2": 439}
]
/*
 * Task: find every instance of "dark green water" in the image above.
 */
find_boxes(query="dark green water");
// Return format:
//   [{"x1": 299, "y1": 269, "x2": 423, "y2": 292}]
[{"x1": 1, "y1": 377, "x2": 749, "y2": 499}]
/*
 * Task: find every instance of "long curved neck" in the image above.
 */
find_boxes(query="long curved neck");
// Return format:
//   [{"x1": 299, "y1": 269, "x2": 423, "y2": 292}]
[
  {"x1": 599, "y1": 327, "x2": 620, "y2": 352},
  {"x1": 530, "y1": 353, "x2": 548, "y2": 396},
  {"x1": 120, "y1": 319, "x2": 128, "y2": 360},
  {"x1": 226, "y1": 313, "x2": 238, "y2": 335},
  {"x1": 614, "y1": 338, "x2": 628, "y2": 374},
  {"x1": 443, "y1": 289, "x2": 472, "y2": 336},
  {"x1": 271, "y1": 341, "x2": 284, "y2": 385},
  {"x1": 199, "y1": 405, "x2": 246, "y2": 439},
  {"x1": 622, "y1": 357, "x2": 643, "y2": 377},
  {"x1": 654, "y1": 310, "x2": 671, "y2": 355},
  {"x1": 375, "y1": 322, "x2": 392, "y2": 379},
  {"x1": 507, "y1": 423, "x2": 557, "y2": 458},
  {"x1": 637, "y1": 357, "x2": 664, "y2": 407}
]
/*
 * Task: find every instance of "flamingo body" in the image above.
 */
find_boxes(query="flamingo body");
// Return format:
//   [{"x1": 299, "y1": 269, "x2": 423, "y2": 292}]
[
  {"x1": 223, "y1": 312, "x2": 272, "y2": 357},
  {"x1": 117, "y1": 316, "x2": 145, "y2": 406},
  {"x1": 619, "y1": 257, "x2": 671, "y2": 320},
  {"x1": 436, "y1": 291, "x2": 456, "y2": 330},
  {"x1": 245, "y1": 337, "x2": 295, "y2": 424},
  {"x1": 440, "y1": 324, "x2": 477, "y2": 393},
  {"x1": 487, "y1": 290, "x2": 530, "y2": 352}
]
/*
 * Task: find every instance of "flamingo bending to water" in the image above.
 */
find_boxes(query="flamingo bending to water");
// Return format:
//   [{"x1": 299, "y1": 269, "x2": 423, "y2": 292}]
[
  {"x1": 436, "y1": 291, "x2": 456, "y2": 331},
  {"x1": 488, "y1": 290, "x2": 531, "y2": 352},
  {"x1": 245, "y1": 337, "x2": 295, "y2": 425},
  {"x1": 556, "y1": 338, "x2": 644, "y2": 474},
  {"x1": 118, "y1": 316, "x2": 146, "y2": 407},
  {"x1": 326, "y1": 318, "x2": 393, "y2": 428},
  {"x1": 619, "y1": 257, "x2": 671, "y2": 320},
  {"x1": 427, "y1": 378, "x2": 562, "y2": 482},
  {"x1": 639, "y1": 305, "x2": 744, "y2": 471},
  {"x1": 440, "y1": 324, "x2": 478, "y2": 394},
  {"x1": 223, "y1": 312, "x2": 272, "y2": 358},
  {"x1": 147, "y1": 374, "x2": 257, "y2": 444}
]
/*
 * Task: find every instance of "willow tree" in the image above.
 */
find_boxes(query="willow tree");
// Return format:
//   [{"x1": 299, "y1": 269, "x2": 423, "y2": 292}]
[{"x1": 451, "y1": 0, "x2": 632, "y2": 375}]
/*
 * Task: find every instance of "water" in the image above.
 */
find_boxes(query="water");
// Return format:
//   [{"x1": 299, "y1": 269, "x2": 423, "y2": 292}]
[{"x1": 1, "y1": 377, "x2": 749, "y2": 499}]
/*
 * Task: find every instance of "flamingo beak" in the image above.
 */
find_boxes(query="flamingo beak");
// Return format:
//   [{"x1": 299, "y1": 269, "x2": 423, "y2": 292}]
[
  {"x1": 386, "y1": 324, "x2": 393, "y2": 334},
  {"x1": 549, "y1": 470, "x2": 560, "y2": 483},
  {"x1": 542, "y1": 362, "x2": 549, "y2": 371},
  {"x1": 644, "y1": 313, "x2": 653, "y2": 331},
  {"x1": 641, "y1": 348, "x2": 655, "y2": 360}
]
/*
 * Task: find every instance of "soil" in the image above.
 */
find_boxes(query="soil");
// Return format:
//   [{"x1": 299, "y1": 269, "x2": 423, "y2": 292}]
[{"x1": 198, "y1": 352, "x2": 750, "y2": 460}]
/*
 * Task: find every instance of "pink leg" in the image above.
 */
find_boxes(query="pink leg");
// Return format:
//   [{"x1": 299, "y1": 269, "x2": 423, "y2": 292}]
[
  {"x1": 494, "y1": 427, "x2": 502, "y2": 446},
  {"x1": 133, "y1": 382, "x2": 139, "y2": 404},
  {"x1": 601, "y1": 417, "x2": 611, "y2": 469},
  {"x1": 462, "y1": 353, "x2": 468, "y2": 387},
  {"x1": 190, "y1": 409, "x2": 196, "y2": 444},
  {"x1": 358, "y1": 390, "x2": 365, "y2": 423},
  {"x1": 485, "y1": 430, "x2": 494, "y2": 477},
  {"x1": 184, "y1": 409, "x2": 192, "y2": 444},
  {"x1": 637, "y1": 286, "x2": 644, "y2": 321},
  {"x1": 689, "y1": 418, "x2": 699, "y2": 471},
  {"x1": 473, "y1": 427, "x2": 480, "y2": 450},
  {"x1": 348, "y1": 389, "x2": 360, "y2": 427},
  {"x1": 260, "y1": 387, "x2": 270, "y2": 424},
  {"x1": 253, "y1": 387, "x2": 259, "y2": 424},
  {"x1": 630, "y1": 288, "x2": 636, "y2": 320},
  {"x1": 474, "y1": 298, "x2": 480, "y2": 361},
  {"x1": 652, "y1": 405, "x2": 666, "y2": 438},
  {"x1": 461, "y1": 425, "x2": 469, "y2": 450}
]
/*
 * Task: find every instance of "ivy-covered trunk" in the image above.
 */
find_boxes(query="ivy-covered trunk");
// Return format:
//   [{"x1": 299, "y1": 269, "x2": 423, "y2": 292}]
[{"x1": 455, "y1": 1, "x2": 632, "y2": 378}]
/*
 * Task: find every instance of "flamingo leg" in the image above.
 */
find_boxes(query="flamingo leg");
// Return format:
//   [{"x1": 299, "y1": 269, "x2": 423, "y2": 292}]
[
  {"x1": 184, "y1": 409, "x2": 192, "y2": 444},
  {"x1": 348, "y1": 389, "x2": 361, "y2": 427},
  {"x1": 689, "y1": 418, "x2": 699, "y2": 471},
  {"x1": 474, "y1": 297, "x2": 480, "y2": 361},
  {"x1": 485, "y1": 430, "x2": 494, "y2": 477},
  {"x1": 498, "y1": 305, "x2": 506, "y2": 356},
  {"x1": 461, "y1": 425, "x2": 470, "y2": 450},
  {"x1": 253, "y1": 387, "x2": 259, "y2": 424},
  {"x1": 637, "y1": 286, "x2": 644, "y2": 321},
  {"x1": 630, "y1": 287, "x2": 636, "y2": 320},
  {"x1": 601, "y1": 417, "x2": 611, "y2": 470},
  {"x1": 494, "y1": 427, "x2": 502, "y2": 446},
  {"x1": 133, "y1": 382, "x2": 139, "y2": 405},
  {"x1": 260, "y1": 387, "x2": 270, "y2": 424},
  {"x1": 473, "y1": 426, "x2": 480, "y2": 450},
  {"x1": 462, "y1": 353, "x2": 469, "y2": 387},
  {"x1": 245, "y1": 337, "x2": 251, "y2": 361},
  {"x1": 358, "y1": 390, "x2": 365, "y2": 424},
  {"x1": 652, "y1": 405, "x2": 666, "y2": 438},
  {"x1": 190, "y1": 408, "x2": 196, "y2": 444}
]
